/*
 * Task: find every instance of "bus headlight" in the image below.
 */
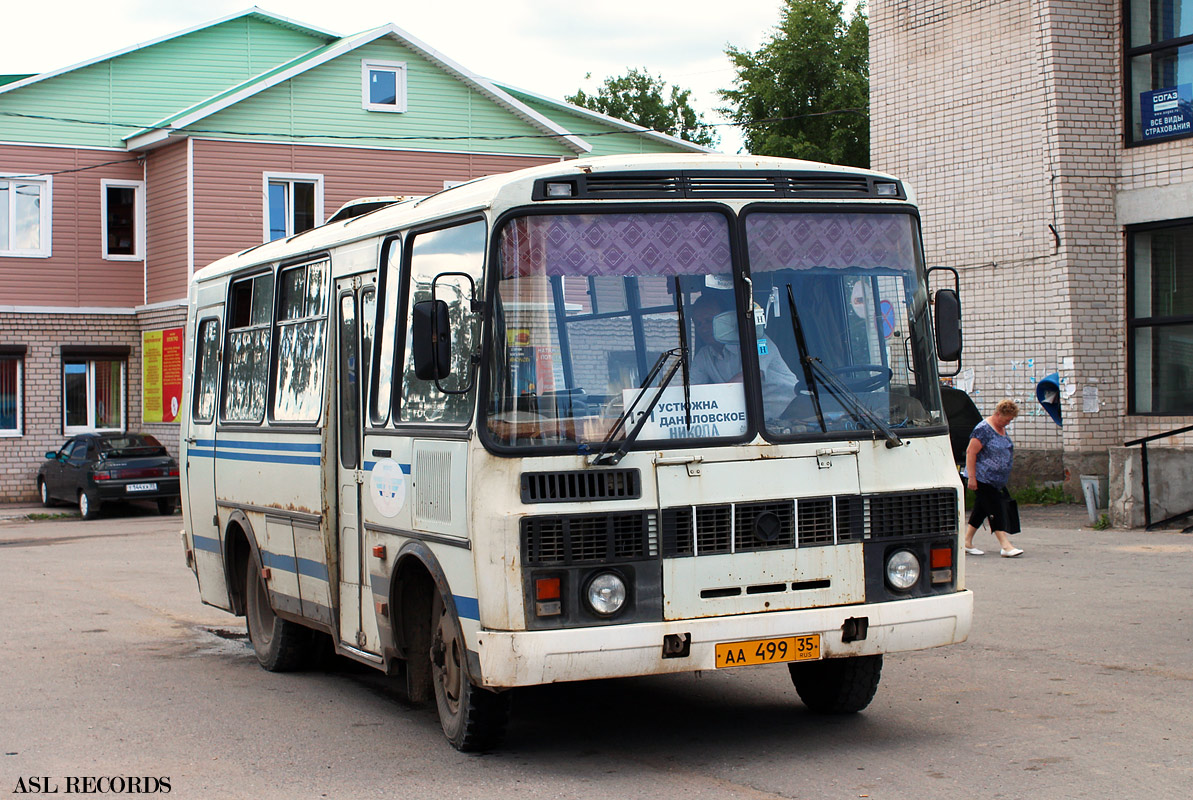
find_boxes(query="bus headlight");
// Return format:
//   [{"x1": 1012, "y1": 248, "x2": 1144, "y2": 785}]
[
  {"x1": 585, "y1": 572, "x2": 627, "y2": 616},
  {"x1": 885, "y1": 550, "x2": 921, "y2": 591}
]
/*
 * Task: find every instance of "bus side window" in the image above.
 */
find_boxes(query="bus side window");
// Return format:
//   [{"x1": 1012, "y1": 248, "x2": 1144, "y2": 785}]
[
  {"x1": 360, "y1": 287, "x2": 376, "y2": 414},
  {"x1": 193, "y1": 318, "x2": 221, "y2": 423},
  {"x1": 372, "y1": 237, "x2": 401, "y2": 425},
  {"x1": 399, "y1": 220, "x2": 485, "y2": 424},
  {"x1": 222, "y1": 272, "x2": 274, "y2": 422},
  {"x1": 273, "y1": 259, "x2": 329, "y2": 422}
]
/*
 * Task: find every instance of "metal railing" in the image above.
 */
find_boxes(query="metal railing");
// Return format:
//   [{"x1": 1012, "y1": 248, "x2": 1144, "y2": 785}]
[{"x1": 1124, "y1": 424, "x2": 1193, "y2": 531}]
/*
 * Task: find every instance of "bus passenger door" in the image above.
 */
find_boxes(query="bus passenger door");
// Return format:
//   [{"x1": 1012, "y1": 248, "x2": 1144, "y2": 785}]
[
  {"x1": 334, "y1": 276, "x2": 377, "y2": 652},
  {"x1": 184, "y1": 310, "x2": 229, "y2": 609}
]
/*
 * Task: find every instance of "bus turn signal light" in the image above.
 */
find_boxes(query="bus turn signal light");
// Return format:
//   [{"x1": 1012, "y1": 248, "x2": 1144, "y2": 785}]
[
  {"x1": 535, "y1": 576, "x2": 562, "y2": 617},
  {"x1": 372, "y1": 545, "x2": 386, "y2": 559},
  {"x1": 931, "y1": 547, "x2": 953, "y2": 584}
]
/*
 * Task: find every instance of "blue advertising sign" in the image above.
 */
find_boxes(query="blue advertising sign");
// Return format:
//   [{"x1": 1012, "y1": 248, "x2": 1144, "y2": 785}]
[{"x1": 1141, "y1": 84, "x2": 1193, "y2": 141}]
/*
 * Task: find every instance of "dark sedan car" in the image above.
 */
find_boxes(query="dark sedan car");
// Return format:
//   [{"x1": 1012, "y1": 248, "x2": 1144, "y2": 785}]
[{"x1": 38, "y1": 433, "x2": 180, "y2": 519}]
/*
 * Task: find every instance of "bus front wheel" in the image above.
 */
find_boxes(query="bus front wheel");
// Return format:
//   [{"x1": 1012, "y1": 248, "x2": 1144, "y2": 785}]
[
  {"x1": 789, "y1": 654, "x2": 883, "y2": 714},
  {"x1": 245, "y1": 556, "x2": 312, "y2": 672},
  {"x1": 430, "y1": 592, "x2": 510, "y2": 751}
]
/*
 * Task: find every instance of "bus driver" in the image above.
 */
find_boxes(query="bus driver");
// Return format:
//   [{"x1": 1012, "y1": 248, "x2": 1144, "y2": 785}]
[{"x1": 689, "y1": 291, "x2": 799, "y2": 421}]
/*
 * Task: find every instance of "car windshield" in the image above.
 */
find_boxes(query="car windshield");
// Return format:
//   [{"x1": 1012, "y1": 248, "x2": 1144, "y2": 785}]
[
  {"x1": 487, "y1": 211, "x2": 746, "y2": 449},
  {"x1": 743, "y1": 210, "x2": 944, "y2": 437},
  {"x1": 99, "y1": 434, "x2": 167, "y2": 457}
]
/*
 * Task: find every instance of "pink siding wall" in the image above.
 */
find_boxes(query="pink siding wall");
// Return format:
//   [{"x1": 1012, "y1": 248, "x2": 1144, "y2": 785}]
[
  {"x1": 192, "y1": 139, "x2": 560, "y2": 269},
  {"x1": 145, "y1": 141, "x2": 189, "y2": 305},
  {"x1": 0, "y1": 144, "x2": 144, "y2": 307}
]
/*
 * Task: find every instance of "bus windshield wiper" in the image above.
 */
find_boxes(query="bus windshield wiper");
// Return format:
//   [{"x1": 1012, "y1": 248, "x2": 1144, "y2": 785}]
[
  {"x1": 589, "y1": 348, "x2": 683, "y2": 466},
  {"x1": 674, "y1": 277, "x2": 692, "y2": 429},
  {"x1": 785, "y1": 285, "x2": 827, "y2": 433},
  {"x1": 785, "y1": 285, "x2": 902, "y2": 448}
]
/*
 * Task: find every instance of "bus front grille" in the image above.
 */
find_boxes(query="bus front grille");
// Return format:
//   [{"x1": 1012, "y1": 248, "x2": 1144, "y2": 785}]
[
  {"x1": 659, "y1": 490, "x2": 957, "y2": 558},
  {"x1": 521, "y1": 469, "x2": 641, "y2": 503},
  {"x1": 521, "y1": 511, "x2": 657, "y2": 566}
]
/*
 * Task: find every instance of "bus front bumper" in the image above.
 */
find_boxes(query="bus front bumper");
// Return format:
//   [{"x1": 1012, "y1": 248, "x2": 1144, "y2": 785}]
[{"x1": 473, "y1": 590, "x2": 972, "y2": 688}]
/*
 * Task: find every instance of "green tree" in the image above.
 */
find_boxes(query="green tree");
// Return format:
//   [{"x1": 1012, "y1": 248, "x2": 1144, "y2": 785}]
[
  {"x1": 719, "y1": 0, "x2": 869, "y2": 166},
  {"x1": 567, "y1": 68, "x2": 718, "y2": 148}
]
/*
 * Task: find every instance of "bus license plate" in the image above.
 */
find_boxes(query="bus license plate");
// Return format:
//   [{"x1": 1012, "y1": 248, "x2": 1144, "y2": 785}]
[
  {"x1": 126, "y1": 483, "x2": 157, "y2": 492},
  {"x1": 715, "y1": 635, "x2": 820, "y2": 668}
]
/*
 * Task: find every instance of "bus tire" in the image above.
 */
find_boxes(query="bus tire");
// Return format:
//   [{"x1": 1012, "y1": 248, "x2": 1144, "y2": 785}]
[
  {"x1": 244, "y1": 556, "x2": 312, "y2": 672},
  {"x1": 430, "y1": 591, "x2": 510, "y2": 751},
  {"x1": 78, "y1": 489, "x2": 101, "y2": 520},
  {"x1": 789, "y1": 654, "x2": 882, "y2": 714}
]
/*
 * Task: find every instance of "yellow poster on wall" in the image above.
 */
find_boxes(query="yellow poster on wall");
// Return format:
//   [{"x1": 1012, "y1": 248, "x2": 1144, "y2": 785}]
[{"x1": 143, "y1": 327, "x2": 185, "y2": 423}]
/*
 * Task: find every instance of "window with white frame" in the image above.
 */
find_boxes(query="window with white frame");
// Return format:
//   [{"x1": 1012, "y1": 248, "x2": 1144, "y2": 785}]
[
  {"x1": 361, "y1": 60, "x2": 407, "y2": 113},
  {"x1": 63, "y1": 356, "x2": 126, "y2": 433},
  {"x1": 101, "y1": 180, "x2": 144, "y2": 260},
  {"x1": 264, "y1": 174, "x2": 322, "y2": 242},
  {"x1": 0, "y1": 350, "x2": 23, "y2": 436},
  {"x1": 0, "y1": 175, "x2": 52, "y2": 257}
]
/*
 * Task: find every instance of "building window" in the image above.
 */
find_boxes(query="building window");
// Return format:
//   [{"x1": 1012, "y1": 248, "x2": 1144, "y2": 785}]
[
  {"x1": 361, "y1": 60, "x2": 407, "y2": 113},
  {"x1": 0, "y1": 175, "x2": 51, "y2": 257},
  {"x1": 0, "y1": 353, "x2": 22, "y2": 435},
  {"x1": 1126, "y1": 0, "x2": 1193, "y2": 144},
  {"x1": 63, "y1": 358, "x2": 126, "y2": 433},
  {"x1": 1129, "y1": 218, "x2": 1193, "y2": 413},
  {"x1": 101, "y1": 180, "x2": 144, "y2": 260},
  {"x1": 264, "y1": 174, "x2": 322, "y2": 242}
]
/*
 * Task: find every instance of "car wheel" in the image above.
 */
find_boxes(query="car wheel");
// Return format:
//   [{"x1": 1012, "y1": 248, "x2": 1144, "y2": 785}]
[
  {"x1": 244, "y1": 556, "x2": 313, "y2": 671},
  {"x1": 431, "y1": 591, "x2": 510, "y2": 751},
  {"x1": 78, "y1": 490, "x2": 101, "y2": 520},
  {"x1": 38, "y1": 479, "x2": 53, "y2": 508},
  {"x1": 157, "y1": 497, "x2": 177, "y2": 515}
]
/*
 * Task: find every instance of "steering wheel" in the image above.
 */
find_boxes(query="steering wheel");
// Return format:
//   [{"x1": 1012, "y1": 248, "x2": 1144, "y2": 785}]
[{"x1": 829, "y1": 364, "x2": 892, "y2": 392}]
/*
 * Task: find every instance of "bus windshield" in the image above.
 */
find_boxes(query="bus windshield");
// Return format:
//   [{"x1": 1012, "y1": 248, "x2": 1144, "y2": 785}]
[
  {"x1": 485, "y1": 209, "x2": 944, "y2": 450},
  {"x1": 743, "y1": 210, "x2": 945, "y2": 438}
]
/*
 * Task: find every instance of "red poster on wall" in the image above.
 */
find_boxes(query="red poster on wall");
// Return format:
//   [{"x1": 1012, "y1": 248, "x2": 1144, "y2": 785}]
[{"x1": 143, "y1": 327, "x2": 185, "y2": 423}]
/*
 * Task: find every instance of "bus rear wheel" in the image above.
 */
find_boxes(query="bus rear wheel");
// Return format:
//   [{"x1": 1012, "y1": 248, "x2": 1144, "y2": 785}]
[
  {"x1": 430, "y1": 592, "x2": 510, "y2": 751},
  {"x1": 244, "y1": 556, "x2": 312, "y2": 672},
  {"x1": 789, "y1": 654, "x2": 883, "y2": 714}
]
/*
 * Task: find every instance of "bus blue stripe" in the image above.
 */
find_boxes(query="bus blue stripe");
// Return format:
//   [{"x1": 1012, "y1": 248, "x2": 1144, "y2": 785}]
[
  {"x1": 296, "y1": 556, "x2": 330, "y2": 582},
  {"x1": 192, "y1": 534, "x2": 221, "y2": 553},
  {"x1": 261, "y1": 550, "x2": 297, "y2": 574},
  {"x1": 217, "y1": 440, "x2": 322, "y2": 453},
  {"x1": 454, "y1": 595, "x2": 480, "y2": 620},
  {"x1": 214, "y1": 451, "x2": 321, "y2": 466}
]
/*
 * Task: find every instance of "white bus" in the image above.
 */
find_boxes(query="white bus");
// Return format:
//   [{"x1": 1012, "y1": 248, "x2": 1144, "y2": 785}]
[{"x1": 180, "y1": 154, "x2": 972, "y2": 751}]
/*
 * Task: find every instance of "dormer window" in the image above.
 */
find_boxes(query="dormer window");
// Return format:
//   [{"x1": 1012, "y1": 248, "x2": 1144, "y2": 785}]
[{"x1": 362, "y1": 60, "x2": 407, "y2": 113}]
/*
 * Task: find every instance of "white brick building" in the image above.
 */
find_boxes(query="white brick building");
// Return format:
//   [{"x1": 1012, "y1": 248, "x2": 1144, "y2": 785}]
[{"x1": 872, "y1": 0, "x2": 1193, "y2": 526}]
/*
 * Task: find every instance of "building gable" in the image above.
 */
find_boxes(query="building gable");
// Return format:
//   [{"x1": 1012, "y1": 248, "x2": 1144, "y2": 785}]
[
  {"x1": 0, "y1": 13, "x2": 334, "y2": 149},
  {"x1": 189, "y1": 37, "x2": 577, "y2": 157}
]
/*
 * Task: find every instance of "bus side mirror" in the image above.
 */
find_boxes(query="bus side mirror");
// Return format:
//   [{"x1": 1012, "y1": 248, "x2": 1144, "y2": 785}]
[
  {"x1": 934, "y1": 288, "x2": 962, "y2": 362},
  {"x1": 412, "y1": 299, "x2": 451, "y2": 380}
]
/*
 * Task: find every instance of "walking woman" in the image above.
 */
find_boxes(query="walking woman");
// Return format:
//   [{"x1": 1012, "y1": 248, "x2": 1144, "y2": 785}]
[{"x1": 964, "y1": 398, "x2": 1024, "y2": 558}]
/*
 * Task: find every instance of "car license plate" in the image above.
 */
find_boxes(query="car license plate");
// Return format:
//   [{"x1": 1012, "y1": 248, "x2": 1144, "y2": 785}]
[
  {"x1": 715, "y1": 635, "x2": 820, "y2": 668},
  {"x1": 126, "y1": 483, "x2": 157, "y2": 492}
]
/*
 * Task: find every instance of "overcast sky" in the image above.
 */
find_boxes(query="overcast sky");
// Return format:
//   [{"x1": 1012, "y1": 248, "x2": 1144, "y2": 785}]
[{"x1": 0, "y1": 0, "x2": 822, "y2": 153}]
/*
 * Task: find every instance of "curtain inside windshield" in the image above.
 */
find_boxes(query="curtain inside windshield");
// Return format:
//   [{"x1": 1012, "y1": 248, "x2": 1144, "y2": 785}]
[
  {"x1": 489, "y1": 212, "x2": 747, "y2": 448},
  {"x1": 743, "y1": 212, "x2": 943, "y2": 436}
]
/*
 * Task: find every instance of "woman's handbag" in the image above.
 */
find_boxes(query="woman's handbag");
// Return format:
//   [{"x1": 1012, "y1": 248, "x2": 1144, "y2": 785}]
[{"x1": 1000, "y1": 487, "x2": 1021, "y2": 534}]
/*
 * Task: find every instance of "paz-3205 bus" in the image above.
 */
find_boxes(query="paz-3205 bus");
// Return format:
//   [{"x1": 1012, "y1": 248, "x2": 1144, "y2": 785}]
[{"x1": 180, "y1": 154, "x2": 972, "y2": 750}]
